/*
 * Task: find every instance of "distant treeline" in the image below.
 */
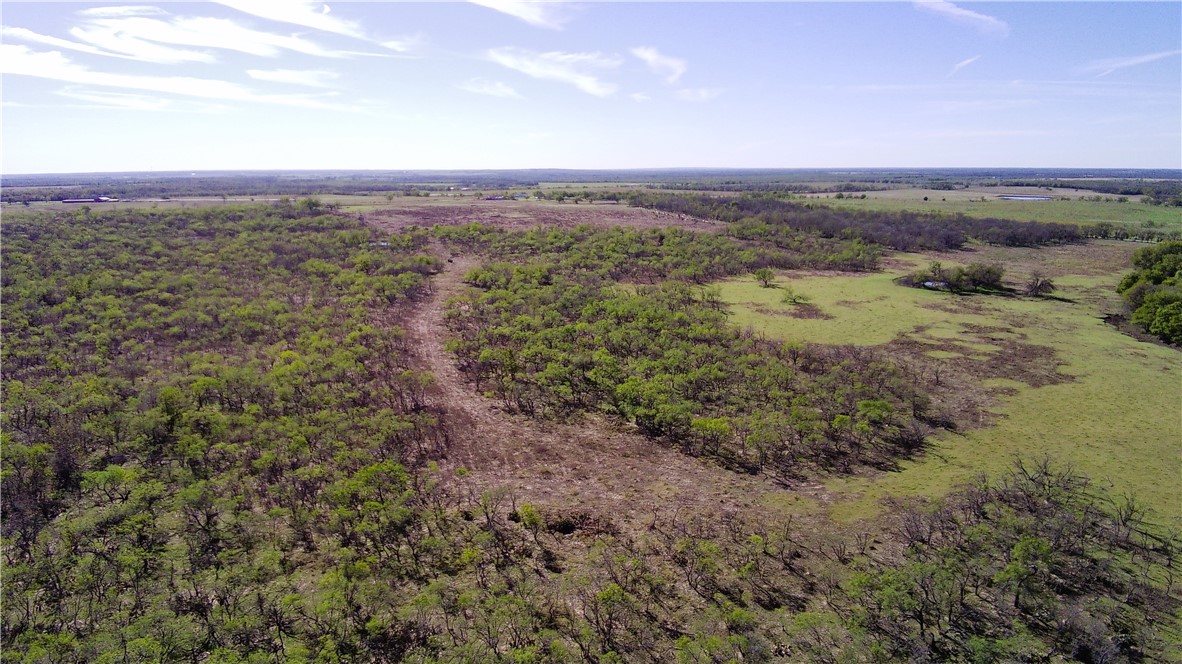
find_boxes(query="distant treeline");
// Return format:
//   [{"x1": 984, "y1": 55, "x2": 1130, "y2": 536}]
[
  {"x1": 649, "y1": 181, "x2": 892, "y2": 194},
  {"x1": 623, "y1": 193, "x2": 1083, "y2": 251},
  {"x1": 1, "y1": 178, "x2": 461, "y2": 203},
  {"x1": 999, "y1": 179, "x2": 1182, "y2": 206},
  {"x1": 5, "y1": 168, "x2": 1178, "y2": 203}
]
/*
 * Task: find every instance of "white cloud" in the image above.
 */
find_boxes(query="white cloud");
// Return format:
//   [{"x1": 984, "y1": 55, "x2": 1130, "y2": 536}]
[
  {"x1": 456, "y1": 77, "x2": 521, "y2": 98},
  {"x1": 212, "y1": 1, "x2": 419, "y2": 54},
  {"x1": 213, "y1": 0, "x2": 364, "y2": 39},
  {"x1": 381, "y1": 33, "x2": 425, "y2": 53},
  {"x1": 1, "y1": 44, "x2": 361, "y2": 111},
  {"x1": 675, "y1": 87, "x2": 721, "y2": 102},
  {"x1": 630, "y1": 92, "x2": 652, "y2": 103},
  {"x1": 948, "y1": 55, "x2": 980, "y2": 78},
  {"x1": 0, "y1": 25, "x2": 197, "y2": 63},
  {"x1": 1078, "y1": 50, "x2": 1182, "y2": 77},
  {"x1": 487, "y1": 47, "x2": 621, "y2": 96},
  {"x1": 5, "y1": 16, "x2": 368, "y2": 65},
  {"x1": 56, "y1": 87, "x2": 173, "y2": 111},
  {"x1": 77, "y1": 6, "x2": 168, "y2": 18},
  {"x1": 73, "y1": 16, "x2": 364, "y2": 61},
  {"x1": 914, "y1": 1, "x2": 1009, "y2": 36},
  {"x1": 468, "y1": 1, "x2": 570, "y2": 30},
  {"x1": 247, "y1": 68, "x2": 339, "y2": 87},
  {"x1": 69, "y1": 19, "x2": 220, "y2": 64},
  {"x1": 631, "y1": 46, "x2": 686, "y2": 84}
]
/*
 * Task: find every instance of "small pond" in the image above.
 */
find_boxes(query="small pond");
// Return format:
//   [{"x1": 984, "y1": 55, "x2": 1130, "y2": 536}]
[{"x1": 997, "y1": 195, "x2": 1053, "y2": 201}]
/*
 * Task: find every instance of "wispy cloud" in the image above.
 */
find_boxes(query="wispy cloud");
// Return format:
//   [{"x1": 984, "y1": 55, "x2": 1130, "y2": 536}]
[
  {"x1": 468, "y1": 0, "x2": 571, "y2": 30},
  {"x1": 55, "y1": 86, "x2": 233, "y2": 115},
  {"x1": 1077, "y1": 50, "x2": 1182, "y2": 77},
  {"x1": 214, "y1": 0, "x2": 419, "y2": 53},
  {"x1": 630, "y1": 92, "x2": 651, "y2": 103},
  {"x1": 675, "y1": 87, "x2": 721, "y2": 102},
  {"x1": 914, "y1": 1, "x2": 1009, "y2": 36},
  {"x1": 213, "y1": 0, "x2": 364, "y2": 39},
  {"x1": 631, "y1": 46, "x2": 686, "y2": 84},
  {"x1": 948, "y1": 55, "x2": 980, "y2": 78},
  {"x1": 922, "y1": 99, "x2": 1037, "y2": 114},
  {"x1": 77, "y1": 6, "x2": 168, "y2": 18},
  {"x1": 69, "y1": 18, "x2": 224, "y2": 64},
  {"x1": 247, "y1": 68, "x2": 339, "y2": 87},
  {"x1": 56, "y1": 87, "x2": 173, "y2": 111},
  {"x1": 381, "y1": 33, "x2": 425, "y2": 54},
  {"x1": 486, "y1": 47, "x2": 621, "y2": 96},
  {"x1": 836, "y1": 79, "x2": 1179, "y2": 109},
  {"x1": 1, "y1": 25, "x2": 206, "y2": 63},
  {"x1": 4, "y1": 14, "x2": 369, "y2": 65},
  {"x1": 1, "y1": 44, "x2": 363, "y2": 111},
  {"x1": 83, "y1": 16, "x2": 366, "y2": 60},
  {"x1": 456, "y1": 77, "x2": 521, "y2": 98}
]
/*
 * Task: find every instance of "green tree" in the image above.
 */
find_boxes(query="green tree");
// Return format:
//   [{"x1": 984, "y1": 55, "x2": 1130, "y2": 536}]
[{"x1": 753, "y1": 267, "x2": 775, "y2": 288}]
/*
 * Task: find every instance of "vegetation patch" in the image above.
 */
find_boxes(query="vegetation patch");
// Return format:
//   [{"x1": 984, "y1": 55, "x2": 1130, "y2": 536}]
[
  {"x1": 3, "y1": 191, "x2": 1179, "y2": 663},
  {"x1": 750, "y1": 302, "x2": 834, "y2": 320},
  {"x1": 627, "y1": 192, "x2": 1084, "y2": 251},
  {"x1": 718, "y1": 252, "x2": 1180, "y2": 523},
  {"x1": 1116, "y1": 240, "x2": 1182, "y2": 344},
  {"x1": 440, "y1": 228, "x2": 934, "y2": 478}
]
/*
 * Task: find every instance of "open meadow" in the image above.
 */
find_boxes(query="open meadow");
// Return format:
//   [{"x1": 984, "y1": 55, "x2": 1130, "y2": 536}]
[
  {"x1": 719, "y1": 241, "x2": 1181, "y2": 524},
  {"x1": 804, "y1": 185, "x2": 1182, "y2": 231}
]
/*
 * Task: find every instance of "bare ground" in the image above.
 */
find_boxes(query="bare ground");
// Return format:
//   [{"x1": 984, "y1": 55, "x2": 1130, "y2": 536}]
[
  {"x1": 364, "y1": 198, "x2": 723, "y2": 235},
  {"x1": 402, "y1": 243, "x2": 800, "y2": 531}
]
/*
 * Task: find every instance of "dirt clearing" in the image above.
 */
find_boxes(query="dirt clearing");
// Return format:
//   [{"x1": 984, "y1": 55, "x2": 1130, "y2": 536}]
[
  {"x1": 401, "y1": 242, "x2": 796, "y2": 533},
  {"x1": 364, "y1": 198, "x2": 722, "y2": 234}
]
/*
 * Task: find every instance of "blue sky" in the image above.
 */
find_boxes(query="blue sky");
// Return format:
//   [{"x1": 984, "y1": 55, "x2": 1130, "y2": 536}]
[{"x1": 2, "y1": 1, "x2": 1179, "y2": 173}]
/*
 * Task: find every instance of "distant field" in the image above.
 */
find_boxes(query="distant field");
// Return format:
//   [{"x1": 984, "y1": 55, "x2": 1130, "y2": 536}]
[
  {"x1": 804, "y1": 186, "x2": 1182, "y2": 229},
  {"x1": 720, "y1": 242, "x2": 1181, "y2": 525},
  {"x1": 10, "y1": 184, "x2": 1180, "y2": 232}
]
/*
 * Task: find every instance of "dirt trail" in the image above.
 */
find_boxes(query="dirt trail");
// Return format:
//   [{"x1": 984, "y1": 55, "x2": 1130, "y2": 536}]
[{"x1": 403, "y1": 243, "x2": 794, "y2": 524}]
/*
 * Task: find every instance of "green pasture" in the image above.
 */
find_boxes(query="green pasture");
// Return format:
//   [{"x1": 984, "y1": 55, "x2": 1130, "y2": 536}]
[
  {"x1": 804, "y1": 189, "x2": 1181, "y2": 230},
  {"x1": 721, "y1": 260, "x2": 1181, "y2": 525}
]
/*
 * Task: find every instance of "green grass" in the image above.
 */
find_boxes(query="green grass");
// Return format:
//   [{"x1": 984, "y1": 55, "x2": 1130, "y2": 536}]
[
  {"x1": 719, "y1": 262, "x2": 1182, "y2": 526},
  {"x1": 804, "y1": 189, "x2": 1182, "y2": 230},
  {"x1": 721, "y1": 272, "x2": 969, "y2": 346}
]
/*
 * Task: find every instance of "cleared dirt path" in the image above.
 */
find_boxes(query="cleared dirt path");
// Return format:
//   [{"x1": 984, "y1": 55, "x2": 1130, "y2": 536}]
[
  {"x1": 403, "y1": 243, "x2": 794, "y2": 525},
  {"x1": 366, "y1": 198, "x2": 721, "y2": 235}
]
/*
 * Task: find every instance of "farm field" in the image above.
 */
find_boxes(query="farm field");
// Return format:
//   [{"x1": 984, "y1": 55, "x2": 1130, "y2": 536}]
[
  {"x1": 805, "y1": 186, "x2": 1182, "y2": 230},
  {"x1": 718, "y1": 241, "x2": 1181, "y2": 524}
]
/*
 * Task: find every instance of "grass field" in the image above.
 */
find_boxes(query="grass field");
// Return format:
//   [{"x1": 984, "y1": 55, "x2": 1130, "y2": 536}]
[
  {"x1": 804, "y1": 186, "x2": 1182, "y2": 230},
  {"x1": 720, "y1": 243, "x2": 1181, "y2": 525}
]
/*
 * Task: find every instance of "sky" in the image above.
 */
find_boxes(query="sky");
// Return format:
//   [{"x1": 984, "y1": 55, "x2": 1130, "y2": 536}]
[{"x1": 2, "y1": 1, "x2": 1180, "y2": 174}]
